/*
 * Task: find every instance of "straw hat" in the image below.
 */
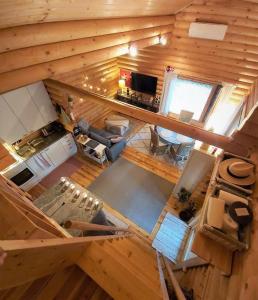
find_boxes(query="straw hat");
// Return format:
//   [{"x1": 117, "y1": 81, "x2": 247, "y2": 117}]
[{"x1": 218, "y1": 158, "x2": 256, "y2": 186}]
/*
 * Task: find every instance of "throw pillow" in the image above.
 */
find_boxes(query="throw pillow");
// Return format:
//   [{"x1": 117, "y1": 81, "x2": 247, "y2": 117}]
[{"x1": 110, "y1": 136, "x2": 124, "y2": 143}]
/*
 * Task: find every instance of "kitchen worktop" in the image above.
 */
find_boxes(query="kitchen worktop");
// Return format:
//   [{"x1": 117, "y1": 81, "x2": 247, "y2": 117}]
[{"x1": 16, "y1": 130, "x2": 67, "y2": 160}]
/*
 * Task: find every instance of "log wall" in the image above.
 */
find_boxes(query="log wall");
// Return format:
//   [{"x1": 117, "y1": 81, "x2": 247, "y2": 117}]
[{"x1": 117, "y1": 0, "x2": 258, "y2": 103}]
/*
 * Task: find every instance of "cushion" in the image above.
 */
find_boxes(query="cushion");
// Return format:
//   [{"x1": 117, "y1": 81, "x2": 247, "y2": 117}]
[
  {"x1": 89, "y1": 131, "x2": 112, "y2": 148},
  {"x1": 110, "y1": 136, "x2": 124, "y2": 143},
  {"x1": 77, "y1": 119, "x2": 90, "y2": 134},
  {"x1": 207, "y1": 197, "x2": 225, "y2": 229}
]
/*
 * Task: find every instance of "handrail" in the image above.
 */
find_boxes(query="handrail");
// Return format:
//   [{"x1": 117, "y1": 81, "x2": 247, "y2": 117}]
[
  {"x1": 162, "y1": 255, "x2": 186, "y2": 300},
  {"x1": 156, "y1": 251, "x2": 169, "y2": 300},
  {"x1": 64, "y1": 219, "x2": 133, "y2": 234}
]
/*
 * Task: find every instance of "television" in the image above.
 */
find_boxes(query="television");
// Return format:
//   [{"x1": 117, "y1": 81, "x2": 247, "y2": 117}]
[{"x1": 131, "y1": 72, "x2": 157, "y2": 95}]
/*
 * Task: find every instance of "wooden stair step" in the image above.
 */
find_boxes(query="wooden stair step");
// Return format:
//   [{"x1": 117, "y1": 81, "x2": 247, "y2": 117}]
[
  {"x1": 99, "y1": 239, "x2": 160, "y2": 287},
  {"x1": 78, "y1": 241, "x2": 163, "y2": 300}
]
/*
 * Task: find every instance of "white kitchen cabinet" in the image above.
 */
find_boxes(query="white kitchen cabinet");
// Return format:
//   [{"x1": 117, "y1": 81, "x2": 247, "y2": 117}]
[
  {"x1": 60, "y1": 133, "x2": 77, "y2": 156},
  {"x1": 2, "y1": 86, "x2": 46, "y2": 134},
  {"x1": 27, "y1": 82, "x2": 57, "y2": 125},
  {"x1": 44, "y1": 140, "x2": 69, "y2": 167},
  {"x1": 0, "y1": 95, "x2": 27, "y2": 144}
]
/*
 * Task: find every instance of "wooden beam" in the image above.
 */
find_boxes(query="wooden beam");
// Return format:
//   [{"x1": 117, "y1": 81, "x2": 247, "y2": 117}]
[
  {"x1": 64, "y1": 220, "x2": 131, "y2": 233},
  {"x1": 163, "y1": 256, "x2": 186, "y2": 300},
  {"x1": 0, "y1": 16, "x2": 174, "y2": 52},
  {"x1": 44, "y1": 79, "x2": 248, "y2": 156},
  {"x1": 0, "y1": 35, "x2": 170, "y2": 93},
  {"x1": 156, "y1": 251, "x2": 169, "y2": 300},
  {"x1": 0, "y1": 25, "x2": 173, "y2": 73},
  {"x1": 0, "y1": 235, "x2": 131, "y2": 289}
]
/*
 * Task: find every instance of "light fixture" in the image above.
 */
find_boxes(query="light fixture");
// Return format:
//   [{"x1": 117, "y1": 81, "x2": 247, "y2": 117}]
[
  {"x1": 79, "y1": 98, "x2": 84, "y2": 103},
  {"x1": 89, "y1": 85, "x2": 93, "y2": 90},
  {"x1": 96, "y1": 87, "x2": 101, "y2": 91},
  {"x1": 118, "y1": 79, "x2": 126, "y2": 95},
  {"x1": 100, "y1": 77, "x2": 106, "y2": 83},
  {"x1": 103, "y1": 88, "x2": 107, "y2": 93},
  {"x1": 159, "y1": 36, "x2": 167, "y2": 46},
  {"x1": 83, "y1": 83, "x2": 87, "y2": 87},
  {"x1": 128, "y1": 45, "x2": 138, "y2": 57},
  {"x1": 85, "y1": 76, "x2": 89, "y2": 80}
]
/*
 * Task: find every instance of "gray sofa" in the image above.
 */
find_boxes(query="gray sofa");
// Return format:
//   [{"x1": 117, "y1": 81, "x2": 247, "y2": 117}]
[{"x1": 77, "y1": 120, "x2": 126, "y2": 162}]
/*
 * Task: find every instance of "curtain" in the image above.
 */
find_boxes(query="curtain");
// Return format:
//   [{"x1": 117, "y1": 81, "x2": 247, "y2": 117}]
[
  {"x1": 159, "y1": 67, "x2": 177, "y2": 115},
  {"x1": 205, "y1": 83, "x2": 239, "y2": 135}
]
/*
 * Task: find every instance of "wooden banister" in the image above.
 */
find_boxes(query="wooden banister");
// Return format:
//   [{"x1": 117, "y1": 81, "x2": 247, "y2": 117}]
[
  {"x1": 156, "y1": 251, "x2": 170, "y2": 300},
  {"x1": 64, "y1": 219, "x2": 132, "y2": 233},
  {"x1": 162, "y1": 256, "x2": 186, "y2": 300}
]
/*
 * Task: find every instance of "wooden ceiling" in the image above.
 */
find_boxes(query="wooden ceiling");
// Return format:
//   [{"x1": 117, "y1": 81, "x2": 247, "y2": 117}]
[{"x1": 0, "y1": 0, "x2": 193, "y2": 28}]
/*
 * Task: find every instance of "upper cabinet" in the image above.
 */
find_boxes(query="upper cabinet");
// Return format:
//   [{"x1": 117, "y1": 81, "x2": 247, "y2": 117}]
[
  {"x1": 2, "y1": 86, "x2": 46, "y2": 134},
  {"x1": 27, "y1": 82, "x2": 57, "y2": 125},
  {"x1": 0, "y1": 81, "x2": 58, "y2": 144},
  {"x1": 0, "y1": 95, "x2": 27, "y2": 144}
]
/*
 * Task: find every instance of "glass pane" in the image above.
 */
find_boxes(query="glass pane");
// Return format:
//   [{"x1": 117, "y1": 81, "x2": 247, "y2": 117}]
[{"x1": 168, "y1": 78, "x2": 213, "y2": 120}]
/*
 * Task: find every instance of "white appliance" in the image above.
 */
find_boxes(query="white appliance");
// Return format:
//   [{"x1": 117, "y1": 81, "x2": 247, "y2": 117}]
[
  {"x1": 2, "y1": 161, "x2": 40, "y2": 191},
  {"x1": 189, "y1": 22, "x2": 228, "y2": 41}
]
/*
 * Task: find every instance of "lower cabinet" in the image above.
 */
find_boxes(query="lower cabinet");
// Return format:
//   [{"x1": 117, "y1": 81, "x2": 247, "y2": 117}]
[{"x1": 26, "y1": 133, "x2": 77, "y2": 184}]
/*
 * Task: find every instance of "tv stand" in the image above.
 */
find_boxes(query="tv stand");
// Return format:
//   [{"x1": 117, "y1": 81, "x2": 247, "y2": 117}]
[{"x1": 116, "y1": 90, "x2": 160, "y2": 113}]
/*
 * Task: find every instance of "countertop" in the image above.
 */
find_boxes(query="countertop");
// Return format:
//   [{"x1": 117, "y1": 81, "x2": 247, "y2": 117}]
[{"x1": 16, "y1": 130, "x2": 67, "y2": 161}]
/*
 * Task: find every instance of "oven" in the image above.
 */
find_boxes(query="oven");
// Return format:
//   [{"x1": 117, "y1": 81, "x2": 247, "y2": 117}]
[{"x1": 2, "y1": 161, "x2": 39, "y2": 191}]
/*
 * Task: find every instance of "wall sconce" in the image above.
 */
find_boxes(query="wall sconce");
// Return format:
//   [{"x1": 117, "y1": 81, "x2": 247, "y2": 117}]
[
  {"x1": 159, "y1": 36, "x2": 167, "y2": 46},
  {"x1": 129, "y1": 45, "x2": 138, "y2": 57}
]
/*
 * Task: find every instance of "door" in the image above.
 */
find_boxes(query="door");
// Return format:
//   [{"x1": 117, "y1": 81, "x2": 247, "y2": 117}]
[
  {"x1": 2, "y1": 86, "x2": 46, "y2": 134},
  {"x1": 44, "y1": 140, "x2": 69, "y2": 167},
  {"x1": 27, "y1": 81, "x2": 57, "y2": 125},
  {"x1": 0, "y1": 95, "x2": 27, "y2": 143}
]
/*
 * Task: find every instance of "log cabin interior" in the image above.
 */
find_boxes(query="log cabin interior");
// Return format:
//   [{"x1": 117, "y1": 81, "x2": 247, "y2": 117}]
[{"x1": 1, "y1": 0, "x2": 258, "y2": 299}]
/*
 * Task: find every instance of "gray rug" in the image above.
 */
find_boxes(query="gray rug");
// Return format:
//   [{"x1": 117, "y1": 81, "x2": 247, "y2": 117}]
[{"x1": 88, "y1": 157, "x2": 174, "y2": 233}]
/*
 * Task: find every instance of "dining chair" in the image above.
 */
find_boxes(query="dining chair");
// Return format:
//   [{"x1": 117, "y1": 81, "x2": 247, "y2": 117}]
[
  {"x1": 169, "y1": 141, "x2": 195, "y2": 162},
  {"x1": 149, "y1": 126, "x2": 170, "y2": 156}
]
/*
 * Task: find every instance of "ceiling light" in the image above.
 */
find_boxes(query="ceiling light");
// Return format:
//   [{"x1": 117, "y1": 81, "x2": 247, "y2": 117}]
[
  {"x1": 83, "y1": 83, "x2": 87, "y2": 87},
  {"x1": 79, "y1": 98, "x2": 84, "y2": 103},
  {"x1": 159, "y1": 36, "x2": 167, "y2": 46},
  {"x1": 129, "y1": 45, "x2": 138, "y2": 57},
  {"x1": 89, "y1": 85, "x2": 93, "y2": 90},
  {"x1": 100, "y1": 77, "x2": 106, "y2": 83},
  {"x1": 103, "y1": 89, "x2": 107, "y2": 93},
  {"x1": 96, "y1": 87, "x2": 101, "y2": 91},
  {"x1": 85, "y1": 76, "x2": 89, "y2": 80}
]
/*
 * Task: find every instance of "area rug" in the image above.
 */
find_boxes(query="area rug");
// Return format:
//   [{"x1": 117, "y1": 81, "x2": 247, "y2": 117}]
[
  {"x1": 40, "y1": 157, "x2": 83, "y2": 188},
  {"x1": 88, "y1": 157, "x2": 174, "y2": 233}
]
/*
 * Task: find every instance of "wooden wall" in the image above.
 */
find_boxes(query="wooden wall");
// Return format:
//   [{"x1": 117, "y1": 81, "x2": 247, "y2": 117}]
[
  {"x1": 0, "y1": 14, "x2": 175, "y2": 93},
  {"x1": 0, "y1": 265, "x2": 112, "y2": 300},
  {"x1": 117, "y1": 0, "x2": 258, "y2": 103}
]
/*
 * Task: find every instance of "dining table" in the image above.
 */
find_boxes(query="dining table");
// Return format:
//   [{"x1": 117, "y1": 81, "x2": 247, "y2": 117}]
[{"x1": 156, "y1": 126, "x2": 194, "y2": 145}]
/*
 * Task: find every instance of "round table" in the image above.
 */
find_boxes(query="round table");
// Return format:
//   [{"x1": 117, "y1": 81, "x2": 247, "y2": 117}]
[{"x1": 156, "y1": 126, "x2": 194, "y2": 145}]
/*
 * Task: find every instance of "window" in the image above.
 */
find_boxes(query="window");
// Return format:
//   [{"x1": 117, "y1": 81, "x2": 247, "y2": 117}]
[{"x1": 167, "y1": 78, "x2": 215, "y2": 122}]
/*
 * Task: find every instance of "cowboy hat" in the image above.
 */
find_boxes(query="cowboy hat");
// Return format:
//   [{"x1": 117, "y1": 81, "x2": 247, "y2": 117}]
[{"x1": 218, "y1": 158, "x2": 256, "y2": 186}]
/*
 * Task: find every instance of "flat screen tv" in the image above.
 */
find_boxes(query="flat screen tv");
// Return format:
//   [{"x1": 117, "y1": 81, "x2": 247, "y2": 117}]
[{"x1": 131, "y1": 72, "x2": 157, "y2": 95}]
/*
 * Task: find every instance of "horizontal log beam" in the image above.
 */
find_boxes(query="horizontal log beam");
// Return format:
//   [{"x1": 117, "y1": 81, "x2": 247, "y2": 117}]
[
  {"x1": 0, "y1": 234, "x2": 132, "y2": 289},
  {"x1": 44, "y1": 78, "x2": 248, "y2": 156},
  {"x1": 0, "y1": 16, "x2": 175, "y2": 53},
  {"x1": 0, "y1": 35, "x2": 169, "y2": 93},
  {"x1": 0, "y1": 25, "x2": 173, "y2": 73}
]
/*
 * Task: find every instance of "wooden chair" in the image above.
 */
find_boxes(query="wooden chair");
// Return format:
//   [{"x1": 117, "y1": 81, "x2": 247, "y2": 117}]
[
  {"x1": 169, "y1": 142, "x2": 195, "y2": 162},
  {"x1": 149, "y1": 126, "x2": 170, "y2": 156}
]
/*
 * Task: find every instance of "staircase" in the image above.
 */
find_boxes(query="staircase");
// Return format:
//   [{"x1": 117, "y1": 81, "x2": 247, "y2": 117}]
[
  {"x1": 174, "y1": 264, "x2": 230, "y2": 300},
  {"x1": 78, "y1": 235, "x2": 164, "y2": 300}
]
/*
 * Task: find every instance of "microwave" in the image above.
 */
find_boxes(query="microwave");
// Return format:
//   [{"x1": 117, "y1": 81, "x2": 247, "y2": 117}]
[{"x1": 2, "y1": 161, "x2": 39, "y2": 191}]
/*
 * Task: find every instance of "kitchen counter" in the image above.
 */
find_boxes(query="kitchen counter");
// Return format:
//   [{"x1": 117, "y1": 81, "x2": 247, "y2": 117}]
[{"x1": 17, "y1": 130, "x2": 67, "y2": 160}]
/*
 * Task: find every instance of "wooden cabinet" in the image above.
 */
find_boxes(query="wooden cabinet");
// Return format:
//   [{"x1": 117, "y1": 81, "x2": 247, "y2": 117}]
[
  {"x1": 27, "y1": 82, "x2": 57, "y2": 125},
  {"x1": 0, "y1": 95, "x2": 27, "y2": 144},
  {"x1": 2, "y1": 86, "x2": 46, "y2": 134}
]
